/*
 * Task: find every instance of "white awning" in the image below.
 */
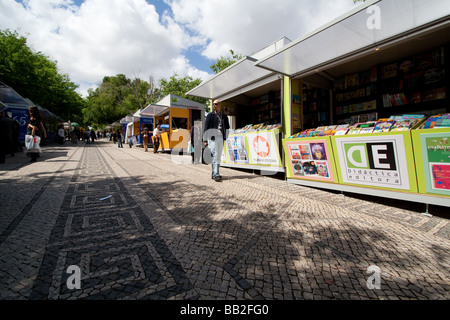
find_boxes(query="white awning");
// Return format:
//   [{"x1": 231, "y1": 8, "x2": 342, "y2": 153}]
[
  {"x1": 140, "y1": 93, "x2": 206, "y2": 117},
  {"x1": 255, "y1": 0, "x2": 450, "y2": 78},
  {"x1": 157, "y1": 93, "x2": 205, "y2": 110},
  {"x1": 187, "y1": 37, "x2": 291, "y2": 100},
  {"x1": 139, "y1": 104, "x2": 169, "y2": 117},
  {"x1": 187, "y1": 57, "x2": 275, "y2": 100}
]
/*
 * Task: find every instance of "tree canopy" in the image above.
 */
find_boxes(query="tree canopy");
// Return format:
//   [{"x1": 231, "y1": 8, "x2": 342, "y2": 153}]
[
  {"x1": 84, "y1": 73, "x2": 208, "y2": 128},
  {"x1": 209, "y1": 50, "x2": 244, "y2": 74},
  {"x1": 0, "y1": 29, "x2": 85, "y2": 123}
]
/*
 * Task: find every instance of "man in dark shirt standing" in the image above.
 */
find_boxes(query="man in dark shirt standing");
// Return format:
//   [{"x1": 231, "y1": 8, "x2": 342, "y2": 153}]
[{"x1": 204, "y1": 99, "x2": 230, "y2": 182}]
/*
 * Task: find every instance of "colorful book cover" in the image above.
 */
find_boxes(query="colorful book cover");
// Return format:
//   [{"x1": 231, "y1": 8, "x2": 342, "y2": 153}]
[
  {"x1": 347, "y1": 125, "x2": 361, "y2": 135},
  {"x1": 357, "y1": 122, "x2": 376, "y2": 134},
  {"x1": 434, "y1": 117, "x2": 450, "y2": 128},
  {"x1": 334, "y1": 128, "x2": 349, "y2": 136},
  {"x1": 431, "y1": 164, "x2": 450, "y2": 190},
  {"x1": 424, "y1": 117, "x2": 440, "y2": 129},
  {"x1": 359, "y1": 127, "x2": 374, "y2": 134},
  {"x1": 373, "y1": 121, "x2": 395, "y2": 133},
  {"x1": 391, "y1": 120, "x2": 414, "y2": 131}
]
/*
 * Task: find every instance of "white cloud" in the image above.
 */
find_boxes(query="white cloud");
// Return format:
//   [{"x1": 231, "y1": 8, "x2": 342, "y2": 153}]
[
  {"x1": 0, "y1": 0, "x2": 209, "y2": 96},
  {"x1": 166, "y1": 0, "x2": 356, "y2": 59},
  {"x1": 0, "y1": 0, "x2": 358, "y2": 97}
]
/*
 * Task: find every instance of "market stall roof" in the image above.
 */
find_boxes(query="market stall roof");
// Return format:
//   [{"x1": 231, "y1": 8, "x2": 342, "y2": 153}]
[
  {"x1": 1, "y1": 83, "x2": 64, "y2": 121},
  {"x1": 120, "y1": 114, "x2": 139, "y2": 124},
  {"x1": 0, "y1": 82, "x2": 30, "y2": 105},
  {"x1": 156, "y1": 93, "x2": 205, "y2": 110},
  {"x1": 140, "y1": 94, "x2": 205, "y2": 117},
  {"x1": 255, "y1": 0, "x2": 450, "y2": 79},
  {"x1": 187, "y1": 37, "x2": 290, "y2": 100},
  {"x1": 139, "y1": 104, "x2": 169, "y2": 117}
]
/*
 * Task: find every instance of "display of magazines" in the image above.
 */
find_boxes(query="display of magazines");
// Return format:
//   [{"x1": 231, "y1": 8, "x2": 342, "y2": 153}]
[
  {"x1": 373, "y1": 120, "x2": 396, "y2": 133},
  {"x1": 287, "y1": 114, "x2": 428, "y2": 139},
  {"x1": 233, "y1": 123, "x2": 281, "y2": 134},
  {"x1": 423, "y1": 113, "x2": 450, "y2": 129}
]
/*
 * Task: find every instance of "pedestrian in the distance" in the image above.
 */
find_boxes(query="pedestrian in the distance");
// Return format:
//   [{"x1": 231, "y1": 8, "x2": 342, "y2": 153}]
[
  {"x1": 152, "y1": 125, "x2": 161, "y2": 153},
  {"x1": 57, "y1": 124, "x2": 65, "y2": 144},
  {"x1": 142, "y1": 127, "x2": 150, "y2": 152},
  {"x1": 116, "y1": 129, "x2": 123, "y2": 148},
  {"x1": 26, "y1": 106, "x2": 47, "y2": 162},
  {"x1": 90, "y1": 129, "x2": 96, "y2": 143},
  {"x1": 204, "y1": 99, "x2": 229, "y2": 182}
]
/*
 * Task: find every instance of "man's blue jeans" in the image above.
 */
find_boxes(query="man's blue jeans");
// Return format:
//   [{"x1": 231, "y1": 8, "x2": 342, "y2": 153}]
[{"x1": 208, "y1": 138, "x2": 223, "y2": 178}]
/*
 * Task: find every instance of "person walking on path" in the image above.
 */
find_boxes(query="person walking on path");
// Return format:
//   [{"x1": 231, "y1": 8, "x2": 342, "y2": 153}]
[
  {"x1": 142, "y1": 127, "x2": 150, "y2": 152},
  {"x1": 90, "y1": 129, "x2": 97, "y2": 143},
  {"x1": 152, "y1": 125, "x2": 162, "y2": 153},
  {"x1": 116, "y1": 129, "x2": 123, "y2": 148},
  {"x1": 26, "y1": 106, "x2": 47, "y2": 162},
  {"x1": 57, "y1": 124, "x2": 65, "y2": 145},
  {"x1": 204, "y1": 99, "x2": 230, "y2": 182}
]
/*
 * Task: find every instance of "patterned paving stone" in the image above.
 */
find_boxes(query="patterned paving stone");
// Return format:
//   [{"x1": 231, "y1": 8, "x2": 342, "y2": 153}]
[{"x1": 0, "y1": 140, "x2": 449, "y2": 302}]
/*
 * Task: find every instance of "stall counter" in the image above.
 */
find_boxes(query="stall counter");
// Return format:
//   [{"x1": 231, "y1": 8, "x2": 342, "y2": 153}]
[
  {"x1": 283, "y1": 136, "x2": 339, "y2": 183},
  {"x1": 222, "y1": 128, "x2": 284, "y2": 172}
]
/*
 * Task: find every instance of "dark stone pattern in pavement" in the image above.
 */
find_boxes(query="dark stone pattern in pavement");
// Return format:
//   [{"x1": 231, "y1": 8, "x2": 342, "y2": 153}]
[{"x1": 27, "y1": 145, "x2": 194, "y2": 300}]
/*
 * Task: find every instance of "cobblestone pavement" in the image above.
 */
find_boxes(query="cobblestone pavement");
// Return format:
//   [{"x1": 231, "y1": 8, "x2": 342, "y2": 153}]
[{"x1": 1, "y1": 140, "x2": 449, "y2": 301}]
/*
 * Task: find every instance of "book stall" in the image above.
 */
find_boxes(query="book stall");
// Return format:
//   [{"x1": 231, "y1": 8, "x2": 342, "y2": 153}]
[
  {"x1": 283, "y1": 113, "x2": 450, "y2": 208},
  {"x1": 222, "y1": 123, "x2": 284, "y2": 172},
  {"x1": 185, "y1": 1, "x2": 450, "y2": 208}
]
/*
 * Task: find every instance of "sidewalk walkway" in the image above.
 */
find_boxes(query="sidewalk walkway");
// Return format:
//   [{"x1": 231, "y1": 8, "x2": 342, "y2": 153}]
[{"x1": 0, "y1": 140, "x2": 449, "y2": 301}]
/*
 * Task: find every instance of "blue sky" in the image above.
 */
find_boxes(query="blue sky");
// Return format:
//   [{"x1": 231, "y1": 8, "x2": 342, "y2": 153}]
[{"x1": 1, "y1": 0, "x2": 358, "y2": 96}]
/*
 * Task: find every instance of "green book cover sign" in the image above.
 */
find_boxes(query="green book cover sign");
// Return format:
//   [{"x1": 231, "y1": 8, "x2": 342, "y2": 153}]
[
  {"x1": 425, "y1": 135, "x2": 450, "y2": 192},
  {"x1": 412, "y1": 129, "x2": 450, "y2": 197}
]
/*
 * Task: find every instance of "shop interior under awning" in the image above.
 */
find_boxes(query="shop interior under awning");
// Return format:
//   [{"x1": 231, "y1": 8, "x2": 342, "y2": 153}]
[
  {"x1": 293, "y1": 19, "x2": 450, "y2": 88},
  {"x1": 256, "y1": 0, "x2": 450, "y2": 78}
]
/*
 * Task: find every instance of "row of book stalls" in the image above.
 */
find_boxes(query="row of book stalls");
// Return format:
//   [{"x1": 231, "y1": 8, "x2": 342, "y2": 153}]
[
  {"x1": 110, "y1": 94, "x2": 205, "y2": 150},
  {"x1": 187, "y1": 0, "x2": 450, "y2": 209}
]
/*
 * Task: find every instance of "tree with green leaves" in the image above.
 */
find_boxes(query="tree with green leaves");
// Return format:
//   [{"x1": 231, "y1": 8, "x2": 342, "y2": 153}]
[
  {"x1": 0, "y1": 29, "x2": 85, "y2": 123},
  {"x1": 209, "y1": 49, "x2": 244, "y2": 74},
  {"x1": 83, "y1": 74, "x2": 164, "y2": 128},
  {"x1": 159, "y1": 73, "x2": 208, "y2": 105}
]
